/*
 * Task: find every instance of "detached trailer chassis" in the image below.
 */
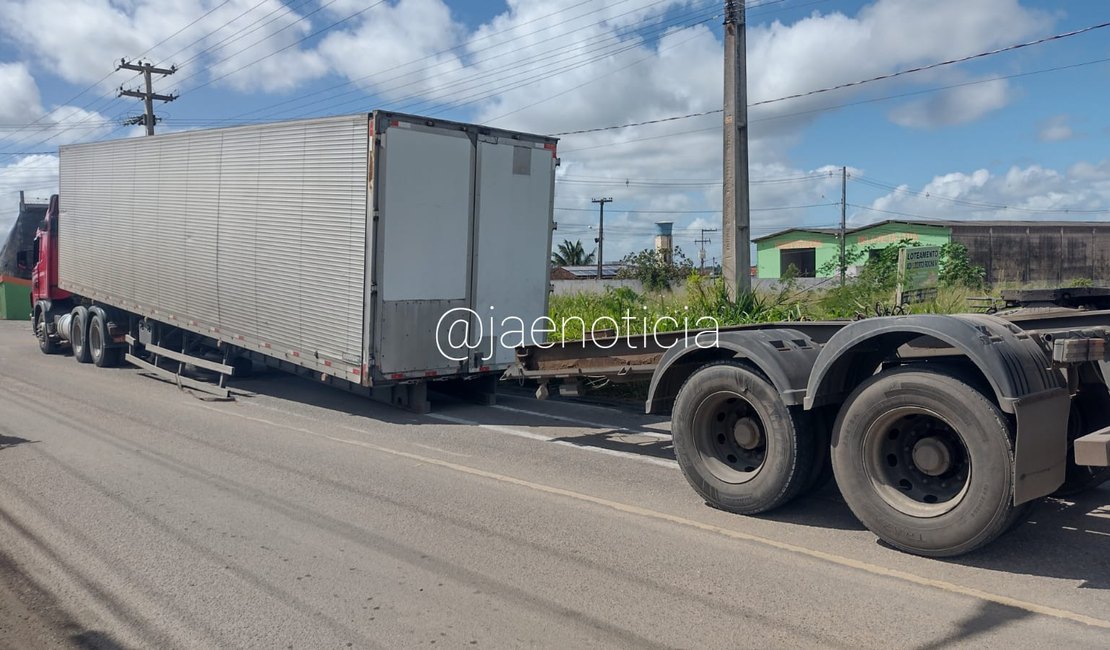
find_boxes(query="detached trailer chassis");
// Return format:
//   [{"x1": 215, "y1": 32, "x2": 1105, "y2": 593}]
[{"x1": 510, "y1": 307, "x2": 1110, "y2": 557}]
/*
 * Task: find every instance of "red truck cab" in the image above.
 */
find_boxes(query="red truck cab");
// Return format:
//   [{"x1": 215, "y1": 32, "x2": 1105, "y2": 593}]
[
  {"x1": 30, "y1": 195, "x2": 69, "y2": 304},
  {"x1": 28, "y1": 194, "x2": 70, "y2": 352}
]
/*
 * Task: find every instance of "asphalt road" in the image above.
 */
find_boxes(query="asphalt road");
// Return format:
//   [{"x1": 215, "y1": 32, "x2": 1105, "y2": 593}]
[{"x1": 0, "y1": 320, "x2": 1108, "y2": 649}]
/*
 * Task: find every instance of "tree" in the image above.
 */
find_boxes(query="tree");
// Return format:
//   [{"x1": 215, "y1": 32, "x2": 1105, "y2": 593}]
[
  {"x1": 616, "y1": 246, "x2": 695, "y2": 291},
  {"x1": 551, "y1": 239, "x2": 596, "y2": 266}
]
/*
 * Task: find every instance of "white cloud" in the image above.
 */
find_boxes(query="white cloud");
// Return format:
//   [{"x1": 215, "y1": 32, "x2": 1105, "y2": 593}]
[
  {"x1": 0, "y1": 155, "x2": 58, "y2": 239},
  {"x1": 1038, "y1": 114, "x2": 1075, "y2": 142},
  {"x1": 866, "y1": 161, "x2": 1110, "y2": 223},
  {"x1": 0, "y1": 0, "x2": 1074, "y2": 261},
  {"x1": 0, "y1": 62, "x2": 115, "y2": 147},
  {"x1": 316, "y1": 0, "x2": 465, "y2": 103},
  {"x1": 888, "y1": 78, "x2": 1012, "y2": 129},
  {"x1": 0, "y1": 0, "x2": 330, "y2": 93},
  {"x1": 0, "y1": 62, "x2": 41, "y2": 124}
]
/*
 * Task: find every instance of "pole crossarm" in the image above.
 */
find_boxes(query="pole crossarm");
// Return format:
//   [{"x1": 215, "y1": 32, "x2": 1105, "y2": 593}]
[{"x1": 115, "y1": 59, "x2": 177, "y2": 136}]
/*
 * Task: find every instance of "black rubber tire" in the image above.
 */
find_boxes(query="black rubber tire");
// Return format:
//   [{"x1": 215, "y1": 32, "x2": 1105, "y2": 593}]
[
  {"x1": 34, "y1": 309, "x2": 59, "y2": 355},
  {"x1": 672, "y1": 361, "x2": 816, "y2": 515},
  {"x1": 89, "y1": 312, "x2": 119, "y2": 368},
  {"x1": 71, "y1": 307, "x2": 91, "y2": 364},
  {"x1": 831, "y1": 367, "x2": 1020, "y2": 557}
]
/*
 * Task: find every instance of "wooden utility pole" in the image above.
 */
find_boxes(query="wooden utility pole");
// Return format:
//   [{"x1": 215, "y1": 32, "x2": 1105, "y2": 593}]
[
  {"x1": 839, "y1": 166, "x2": 847, "y2": 285},
  {"x1": 722, "y1": 0, "x2": 751, "y2": 298},
  {"x1": 592, "y1": 197, "x2": 612, "y2": 279},
  {"x1": 117, "y1": 59, "x2": 177, "y2": 136}
]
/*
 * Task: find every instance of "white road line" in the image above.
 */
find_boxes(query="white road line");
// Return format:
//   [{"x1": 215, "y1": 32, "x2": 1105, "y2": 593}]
[
  {"x1": 1084, "y1": 529, "x2": 1110, "y2": 537},
  {"x1": 192, "y1": 402, "x2": 1110, "y2": 632},
  {"x1": 428, "y1": 412, "x2": 678, "y2": 470},
  {"x1": 490, "y1": 404, "x2": 673, "y2": 440}
]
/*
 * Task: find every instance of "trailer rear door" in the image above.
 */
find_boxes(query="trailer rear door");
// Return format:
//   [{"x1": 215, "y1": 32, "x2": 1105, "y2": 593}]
[
  {"x1": 471, "y1": 138, "x2": 556, "y2": 367},
  {"x1": 375, "y1": 122, "x2": 474, "y2": 375}
]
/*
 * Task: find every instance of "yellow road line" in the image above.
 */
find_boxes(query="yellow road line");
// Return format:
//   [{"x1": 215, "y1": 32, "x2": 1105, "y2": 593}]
[{"x1": 196, "y1": 403, "x2": 1110, "y2": 631}]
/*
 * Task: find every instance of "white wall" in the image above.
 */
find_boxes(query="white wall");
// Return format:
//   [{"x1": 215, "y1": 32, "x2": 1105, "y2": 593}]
[{"x1": 551, "y1": 278, "x2": 644, "y2": 295}]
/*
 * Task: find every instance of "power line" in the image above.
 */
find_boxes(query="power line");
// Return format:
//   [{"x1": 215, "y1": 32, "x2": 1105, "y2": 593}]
[
  {"x1": 555, "y1": 202, "x2": 839, "y2": 213},
  {"x1": 167, "y1": 0, "x2": 306, "y2": 72},
  {"x1": 231, "y1": 0, "x2": 666, "y2": 121},
  {"x1": 318, "y1": 3, "x2": 721, "y2": 121},
  {"x1": 212, "y1": 0, "x2": 818, "y2": 124},
  {"x1": 138, "y1": 0, "x2": 236, "y2": 64},
  {"x1": 171, "y1": 0, "x2": 341, "y2": 89},
  {"x1": 551, "y1": 19, "x2": 1110, "y2": 137},
  {"x1": 749, "y1": 20, "x2": 1110, "y2": 109}
]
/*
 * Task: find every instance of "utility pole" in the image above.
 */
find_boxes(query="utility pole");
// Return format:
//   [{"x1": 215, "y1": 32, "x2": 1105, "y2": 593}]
[
  {"x1": 592, "y1": 197, "x2": 612, "y2": 279},
  {"x1": 695, "y1": 228, "x2": 718, "y2": 273},
  {"x1": 117, "y1": 59, "x2": 177, "y2": 136},
  {"x1": 722, "y1": 0, "x2": 751, "y2": 298},
  {"x1": 839, "y1": 166, "x2": 847, "y2": 285}
]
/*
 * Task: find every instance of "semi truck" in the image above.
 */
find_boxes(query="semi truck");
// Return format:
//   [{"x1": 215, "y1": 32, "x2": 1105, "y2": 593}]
[
  {"x1": 510, "y1": 304, "x2": 1110, "y2": 557},
  {"x1": 22, "y1": 109, "x2": 1110, "y2": 557},
  {"x1": 23, "y1": 112, "x2": 558, "y2": 411}
]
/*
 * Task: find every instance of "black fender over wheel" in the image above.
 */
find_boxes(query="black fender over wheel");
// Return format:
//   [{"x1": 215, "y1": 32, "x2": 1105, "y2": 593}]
[
  {"x1": 71, "y1": 306, "x2": 91, "y2": 363},
  {"x1": 831, "y1": 367, "x2": 1023, "y2": 557},
  {"x1": 88, "y1": 311, "x2": 120, "y2": 368},
  {"x1": 671, "y1": 361, "x2": 817, "y2": 515}
]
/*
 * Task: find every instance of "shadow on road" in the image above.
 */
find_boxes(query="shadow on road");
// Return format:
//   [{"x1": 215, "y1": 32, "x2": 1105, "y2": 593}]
[
  {"x1": 0, "y1": 434, "x2": 33, "y2": 450},
  {"x1": 226, "y1": 368, "x2": 1109, "y2": 582},
  {"x1": 913, "y1": 600, "x2": 1034, "y2": 649},
  {"x1": 943, "y1": 490, "x2": 1110, "y2": 589},
  {"x1": 0, "y1": 549, "x2": 126, "y2": 650}
]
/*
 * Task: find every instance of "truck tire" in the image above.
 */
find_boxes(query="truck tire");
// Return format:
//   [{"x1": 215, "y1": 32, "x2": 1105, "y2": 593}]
[
  {"x1": 71, "y1": 306, "x2": 92, "y2": 364},
  {"x1": 88, "y1": 312, "x2": 119, "y2": 368},
  {"x1": 672, "y1": 361, "x2": 816, "y2": 514},
  {"x1": 34, "y1": 308, "x2": 59, "y2": 355},
  {"x1": 831, "y1": 367, "x2": 1020, "y2": 557}
]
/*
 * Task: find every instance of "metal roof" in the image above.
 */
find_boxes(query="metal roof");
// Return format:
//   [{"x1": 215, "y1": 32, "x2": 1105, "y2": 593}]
[
  {"x1": 555, "y1": 264, "x2": 624, "y2": 279},
  {"x1": 753, "y1": 218, "x2": 1110, "y2": 243}
]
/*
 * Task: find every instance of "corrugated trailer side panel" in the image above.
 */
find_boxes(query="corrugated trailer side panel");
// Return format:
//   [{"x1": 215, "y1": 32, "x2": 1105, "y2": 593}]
[{"x1": 58, "y1": 114, "x2": 370, "y2": 378}]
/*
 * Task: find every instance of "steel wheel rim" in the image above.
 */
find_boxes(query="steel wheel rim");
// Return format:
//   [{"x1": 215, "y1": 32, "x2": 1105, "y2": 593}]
[
  {"x1": 690, "y1": 390, "x2": 768, "y2": 484},
  {"x1": 89, "y1": 322, "x2": 102, "y2": 360},
  {"x1": 861, "y1": 406, "x2": 971, "y2": 518}
]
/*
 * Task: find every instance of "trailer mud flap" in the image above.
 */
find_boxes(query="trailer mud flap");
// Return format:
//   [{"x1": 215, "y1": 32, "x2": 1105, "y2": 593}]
[{"x1": 1012, "y1": 387, "x2": 1071, "y2": 504}]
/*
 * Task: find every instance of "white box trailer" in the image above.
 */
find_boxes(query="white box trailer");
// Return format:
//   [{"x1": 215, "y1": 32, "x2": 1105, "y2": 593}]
[{"x1": 51, "y1": 112, "x2": 557, "y2": 406}]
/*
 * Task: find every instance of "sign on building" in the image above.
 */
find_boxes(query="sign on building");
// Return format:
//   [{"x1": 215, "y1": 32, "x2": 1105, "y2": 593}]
[{"x1": 897, "y1": 246, "x2": 941, "y2": 304}]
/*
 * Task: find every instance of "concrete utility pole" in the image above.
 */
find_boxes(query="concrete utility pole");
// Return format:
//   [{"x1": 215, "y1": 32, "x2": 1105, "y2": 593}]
[
  {"x1": 722, "y1": 0, "x2": 751, "y2": 298},
  {"x1": 592, "y1": 197, "x2": 612, "y2": 279},
  {"x1": 696, "y1": 228, "x2": 718, "y2": 272},
  {"x1": 117, "y1": 59, "x2": 177, "y2": 136},
  {"x1": 839, "y1": 166, "x2": 848, "y2": 285}
]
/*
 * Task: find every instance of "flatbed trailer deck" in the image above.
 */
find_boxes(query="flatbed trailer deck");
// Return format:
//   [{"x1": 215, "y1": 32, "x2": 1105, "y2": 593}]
[{"x1": 509, "y1": 305, "x2": 1110, "y2": 557}]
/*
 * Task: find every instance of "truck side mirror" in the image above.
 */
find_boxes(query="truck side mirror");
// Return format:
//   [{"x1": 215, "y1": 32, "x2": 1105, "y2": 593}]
[{"x1": 16, "y1": 250, "x2": 30, "y2": 271}]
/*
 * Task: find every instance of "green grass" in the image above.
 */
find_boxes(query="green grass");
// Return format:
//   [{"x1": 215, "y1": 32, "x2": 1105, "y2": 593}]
[{"x1": 547, "y1": 275, "x2": 984, "y2": 341}]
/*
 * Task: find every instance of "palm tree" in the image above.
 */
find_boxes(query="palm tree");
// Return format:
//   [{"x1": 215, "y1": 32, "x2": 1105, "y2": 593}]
[{"x1": 551, "y1": 239, "x2": 596, "y2": 266}]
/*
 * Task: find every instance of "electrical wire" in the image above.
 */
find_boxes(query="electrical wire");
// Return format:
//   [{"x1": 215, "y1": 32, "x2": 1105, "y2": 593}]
[{"x1": 551, "y1": 19, "x2": 1110, "y2": 137}]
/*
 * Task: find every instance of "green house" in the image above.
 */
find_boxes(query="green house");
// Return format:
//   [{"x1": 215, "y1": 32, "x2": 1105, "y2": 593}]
[{"x1": 755, "y1": 220, "x2": 952, "y2": 279}]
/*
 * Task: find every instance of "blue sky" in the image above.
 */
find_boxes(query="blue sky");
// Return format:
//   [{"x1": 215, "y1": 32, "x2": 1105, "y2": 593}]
[{"x1": 1, "y1": 0, "x2": 1108, "y2": 263}]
